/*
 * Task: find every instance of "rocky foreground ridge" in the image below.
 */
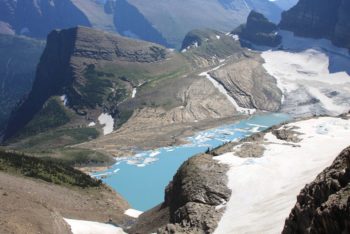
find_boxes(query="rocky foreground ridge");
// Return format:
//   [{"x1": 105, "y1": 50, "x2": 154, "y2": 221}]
[
  {"x1": 283, "y1": 146, "x2": 350, "y2": 233},
  {"x1": 129, "y1": 115, "x2": 350, "y2": 234},
  {"x1": 129, "y1": 154, "x2": 231, "y2": 234}
]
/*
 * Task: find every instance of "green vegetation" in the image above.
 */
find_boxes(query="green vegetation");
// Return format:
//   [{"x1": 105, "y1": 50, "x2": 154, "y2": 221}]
[
  {"x1": 14, "y1": 127, "x2": 99, "y2": 151},
  {"x1": 55, "y1": 148, "x2": 114, "y2": 166},
  {"x1": 18, "y1": 98, "x2": 70, "y2": 138},
  {"x1": 0, "y1": 150, "x2": 101, "y2": 187},
  {"x1": 75, "y1": 64, "x2": 115, "y2": 108}
]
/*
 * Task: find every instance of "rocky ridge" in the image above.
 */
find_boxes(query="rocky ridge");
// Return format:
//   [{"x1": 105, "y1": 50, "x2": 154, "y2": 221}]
[
  {"x1": 209, "y1": 52, "x2": 282, "y2": 111},
  {"x1": 129, "y1": 154, "x2": 231, "y2": 234}
]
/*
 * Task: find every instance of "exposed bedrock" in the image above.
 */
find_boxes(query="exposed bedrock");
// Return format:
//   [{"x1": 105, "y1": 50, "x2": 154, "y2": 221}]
[
  {"x1": 210, "y1": 53, "x2": 282, "y2": 112},
  {"x1": 283, "y1": 146, "x2": 350, "y2": 234},
  {"x1": 129, "y1": 154, "x2": 231, "y2": 234}
]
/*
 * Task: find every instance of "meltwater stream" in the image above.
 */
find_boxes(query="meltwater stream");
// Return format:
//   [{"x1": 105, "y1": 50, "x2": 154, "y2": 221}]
[{"x1": 93, "y1": 113, "x2": 291, "y2": 211}]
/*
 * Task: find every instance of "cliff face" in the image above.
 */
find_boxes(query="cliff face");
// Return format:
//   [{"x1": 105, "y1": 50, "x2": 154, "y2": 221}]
[
  {"x1": 2, "y1": 28, "x2": 77, "y2": 140},
  {"x1": 280, "y1": 0, "x2": 350, "y2": 49},
  {"x1": 283, "y1": 146, "x2": 350, "y2": 233},
  {"x1": 234, "y1": 10, "x2": 282, "y2": 47}
]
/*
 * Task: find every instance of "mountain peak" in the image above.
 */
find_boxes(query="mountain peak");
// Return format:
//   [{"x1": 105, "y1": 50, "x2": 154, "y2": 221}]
[{"x1": 233, "y1": 10, "x2": 281, "y2": 47}]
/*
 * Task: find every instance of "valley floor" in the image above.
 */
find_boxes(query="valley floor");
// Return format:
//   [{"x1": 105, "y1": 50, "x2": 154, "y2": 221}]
[{"x1": 77, "y1": 113, "x2": 245, "y2": 158}]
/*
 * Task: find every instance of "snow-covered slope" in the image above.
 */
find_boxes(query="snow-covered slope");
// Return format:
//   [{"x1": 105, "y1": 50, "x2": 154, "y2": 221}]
[
  {"x1": 64, "y1": 218, "x2": 125, "y2": 234},
  {"x1": 262, "y1": 31, "x2": 350, "y2": 117},
  {"x1": 214, "y1": 115, "x2": 350, "y2": 233}
]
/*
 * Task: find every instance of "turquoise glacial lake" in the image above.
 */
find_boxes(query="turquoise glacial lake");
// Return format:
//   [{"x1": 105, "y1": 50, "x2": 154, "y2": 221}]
[{"x1": 93, "y1": 113, "x2": 291, "y2": 211}]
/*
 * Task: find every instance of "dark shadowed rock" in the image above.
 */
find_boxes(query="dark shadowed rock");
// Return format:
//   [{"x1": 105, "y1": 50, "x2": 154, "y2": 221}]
[
  {"x1": 280, "y1": 0, "x2": 350, "y2": 50},
  {"x1": 0, "y1": 34, "x2": 45, "y2": 131},
  {"x1": 272, "y1": 126, "x2": 302, "y2": 143},
  {"x1": 283, "y1": 147, "x2": 350, "y2": 234},
  {"x1": 234, "y1": 10, "x2": 282, "y2": 47}
]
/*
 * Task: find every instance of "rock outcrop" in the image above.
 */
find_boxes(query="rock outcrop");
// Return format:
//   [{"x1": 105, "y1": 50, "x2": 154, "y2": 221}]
[
  {"x1": 210, "y1": 52, "x2": 282, "y2": 111},
  {"x1": 234, "y1": 10, "x2": 282, "y2": 47},
  {"x1": 129, "y1": 154, "x2": 231, "y2": 234},
  {"x1": 283, "y1": 146, "x2": 350, "y2": 233},
  {"x1": 280, "y1": 0, "x2": 350, "y2": 50}
]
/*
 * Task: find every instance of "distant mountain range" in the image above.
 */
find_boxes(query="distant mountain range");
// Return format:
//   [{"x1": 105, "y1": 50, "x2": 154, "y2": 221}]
[{"x1": 0, "y1": 0, "x2": 298, "y2": 48}]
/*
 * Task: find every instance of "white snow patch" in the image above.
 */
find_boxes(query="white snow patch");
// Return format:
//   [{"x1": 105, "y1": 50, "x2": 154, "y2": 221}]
[
  {"x1": 98, "y1": 113, "x2": 114, "y2": 135},
  {"x1": 64, "y1": 218, "x2": 125, "y2": 234},
  {"x1": 214, "y1": 116, "x2": 350, "y2": 234},
  {"x1": 199, "y1": 65, "x2": 256, "y2": 115},
  {"x1": 124, "y1": 209, "x2": 143, "y2": 218},
  {"x1": 216, "y1": 35, "x2": 221, "y2": 40},
  {"x1": 60, "y1": 95, "x2": 68, "y2": 106},
  {"x1": 231, "y1": 34, "x2": 239, "y2": 41},
  {"x1": 88, "y1": 122, "x2": 96, "y2": 127},
  {"x1": 132, "y1": 88, "x2": 137, "y2": 98}
]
